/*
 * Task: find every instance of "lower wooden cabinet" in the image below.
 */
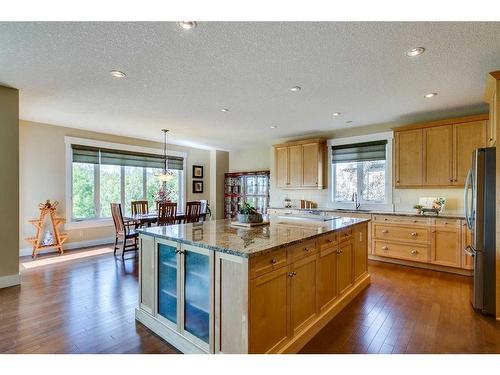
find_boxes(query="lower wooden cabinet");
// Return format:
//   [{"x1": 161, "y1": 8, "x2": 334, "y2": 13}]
[
  {"x1": 353, "y1": 223, "x2": 368, "y2": 281},
  {"x1": 317, "y1": 246, "x2": 338, "y2": 311},
  {"x1": 337, "y1": 239, "x2": 353, "y2": 295},
  {"x1": 430, "y1": 221, "x2": 461, "y2": 268},
  {"x1": 249, "y1": 266, "x2": 290, "y2": 354},
  {"x1": 290, "y1": 254, "x2": 317, "y2": 335}
]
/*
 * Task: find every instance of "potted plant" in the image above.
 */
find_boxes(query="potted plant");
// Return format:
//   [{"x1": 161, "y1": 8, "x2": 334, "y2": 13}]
[
  {"x1": 413, "y1": 204, "x2": 424, "y2": 215},
  {"x1": 237, "y1": 203, "x2": 263, "y2": 223}
]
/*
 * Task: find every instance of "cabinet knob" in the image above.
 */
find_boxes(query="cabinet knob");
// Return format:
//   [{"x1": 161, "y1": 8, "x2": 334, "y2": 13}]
[
  {"x1": 382, "y1": 229, "x2": 389, "y2": 234},
  {"x1": 396, "y1": 180, "x2": 400, "y2": 183},
  {"x1": 411, "y1": 250, "x2": 419, "y2": 255},
  {"x1": 304, "y1": 247, "x2": 310, "y2": 252},
  {"x1": 410, "y1": 232, "x2": 417, "y2": 237},
  {"x1": 337, "y1": 249, "x2": 343, "y2": 254},
  {"x1": 271, "y1": 258, "x2": 277, "y2": 264},
  {"x1": 449, "y1": 179, "x2": 453, "y2": 182},
  {"x1": 382, "y1": 246, "x2": 388, "y2": 250},
  {"x1": 326, "y1": 239, "x2": 333, "y2": 243},
  {"x1": 288, "y1": 272, "x2": 293, "y2": 277}
]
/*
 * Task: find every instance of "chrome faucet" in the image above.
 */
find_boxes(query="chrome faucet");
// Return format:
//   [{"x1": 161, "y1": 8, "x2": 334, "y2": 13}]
[{"x1": 352, "y1": 192, "x2": 360, "y2": 210}]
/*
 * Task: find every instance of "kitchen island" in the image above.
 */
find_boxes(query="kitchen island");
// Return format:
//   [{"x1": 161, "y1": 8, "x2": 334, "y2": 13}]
[{"x1": 135, "y1": 216, "x2": 370, "y2": 354}]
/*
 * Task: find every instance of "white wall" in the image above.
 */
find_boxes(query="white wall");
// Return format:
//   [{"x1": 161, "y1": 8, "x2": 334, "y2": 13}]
[
  {"x1": 20, "y1": 120, "x2": 213, "y2": 253},
  {"x1": 229, "y1": 146, "x2": 272, "y2": 173}
]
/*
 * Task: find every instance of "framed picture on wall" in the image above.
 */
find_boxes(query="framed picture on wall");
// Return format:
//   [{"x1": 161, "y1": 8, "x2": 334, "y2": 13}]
[
  {"x1": 192, "y1": 165, "x2": 204, "y2": 179},
  {"x1": 192, "y1": 180, "x2": 204, "y2": 194}
]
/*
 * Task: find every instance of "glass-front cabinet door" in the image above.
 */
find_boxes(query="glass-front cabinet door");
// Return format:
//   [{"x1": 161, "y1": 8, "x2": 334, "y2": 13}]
[
  {"x1": 182, "y1": 244, "x2": 213, "y2": 350},
  {"x1": 157, "y1": 240, "x2": 180, "y2": 327}
]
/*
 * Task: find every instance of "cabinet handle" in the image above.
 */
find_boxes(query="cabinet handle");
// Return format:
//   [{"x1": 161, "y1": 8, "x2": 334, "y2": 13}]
[
  {"x1": 382, "y1": 230, "x2": 389, "y2": 234},
  {"x1": 337, "y1": 249, "x2": 343, "y2": 254},
  {"x1": 271, "y1": 258, "x2": 277, "y2": 264},
  {"x1": 410, "y1": 232, "x2": 417, "y2": 237},
  {"x1": 382, "y1": 246, "x2": 388, "y2": 250},
  {"x1": 293, "y1": 272, "x2": 297, "y2": 276},
  {"x1": 396, "y1": 180, "x2": 400, "y2": 183},
  {"x1": 304, "y1": 247, "x2": 310, "y2": 252},
  {"x1": 411, "y1": 250, "x2": 419, "y2": 255},
  {"x1": 449, "y1": 179, "x2": 453, "y2": 182},
  {"x1": 288, "y1": 272, "x2": 297, "y2": 277}
]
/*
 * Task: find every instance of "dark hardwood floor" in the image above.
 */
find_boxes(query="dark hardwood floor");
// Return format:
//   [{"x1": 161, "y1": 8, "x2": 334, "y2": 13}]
[{"x1": 1, "y1": 247, "x2": 498, "y2": 354}]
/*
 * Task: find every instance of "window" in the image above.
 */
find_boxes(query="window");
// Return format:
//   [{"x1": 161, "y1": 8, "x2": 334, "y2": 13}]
[
  {"x1": 330, "y1": 136, "x2": 392, "y2": 209},
  {"x1": 69, "y1": 142, "x2": 185, "y2": 222}
]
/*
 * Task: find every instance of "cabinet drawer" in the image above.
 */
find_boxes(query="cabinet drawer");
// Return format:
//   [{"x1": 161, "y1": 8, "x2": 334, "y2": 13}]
[
  {"x1": 432, "y1": 218, "x2": 461, "y2": 228},
  {"x1": 289, "y1": 240, "x2": 318, "y2": 262},
  {"x1": 373, "y1": 224, "x2": 429, "y2": 244},
  {"x1": 339, "y1": 228, "x2": 353, "y2": 242},
  {"x1": 250, "y1": 249, "x2": 288, "y2": 279},
  {"x1": 372, "y1": 214, "x2": 430, "y2": 226},
  {"x1": 317, "y1": 232, "x2": 338, "y2": 251},
  {"x1": 373, "y1": 240, "x2": 429, "y2": 263}
]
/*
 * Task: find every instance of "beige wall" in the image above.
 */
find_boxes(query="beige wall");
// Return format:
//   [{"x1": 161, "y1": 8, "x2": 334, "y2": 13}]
[
  {"x1": 210, "y1": 150, "x2": 229, "y2": 219},
  {"x1": 0, "y1": 86, "x2": 19, "y2": 281},
  {"x1": 229, "y1": 125, "x2": 465, "y2": 214},
  {"x1": 20, "y1": 120, "x2": 212, "y2": 252}
]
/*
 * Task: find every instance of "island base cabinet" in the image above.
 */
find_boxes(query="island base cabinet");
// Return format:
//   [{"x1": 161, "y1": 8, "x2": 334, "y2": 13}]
[
  {"x1": 353, "y1": 224, "x2": 368, "y2": 281},
  {"x1": 249, "y1": 266, "x2": 290, "y2": 354},
  {"x1": 337, "y1": 240, "x2": 353, "y2": 295},
  {"x1": 139, "y1": 235, "x2": 155, "y2": 315},
  {"x1": 290, "y1": 255, "x2": 318, "y2": 336},
  {"x1": 317, "y1": 246, "x2": 338, "y2": 311}
]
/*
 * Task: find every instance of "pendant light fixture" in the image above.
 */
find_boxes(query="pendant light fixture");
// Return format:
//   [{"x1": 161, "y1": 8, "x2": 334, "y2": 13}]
[{"x1": 157, "y1": 129, "x2": 173, "y2": 182}]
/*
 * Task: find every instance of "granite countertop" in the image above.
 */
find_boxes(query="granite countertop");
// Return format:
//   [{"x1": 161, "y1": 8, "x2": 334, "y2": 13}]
[
  {"x1": 268, "y1": 206, "x2": 465, "y2": 220},
  {"x1": 137, "y1": 215, "x2": 369, "y2": 258}
]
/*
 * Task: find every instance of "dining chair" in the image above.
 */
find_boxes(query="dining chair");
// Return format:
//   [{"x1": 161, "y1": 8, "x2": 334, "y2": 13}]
[
  {"x1": 157, "y1": 202, "x2": 177, "y2": 226},
  {"x1": 184, "y1": 201, "x2": 201, "y2": 223},
  {"x1": 111, "y1": 203, "x2": 139, "y2": 259},
  {"x1": 131, "y1": 200, "x2": 149, "y2": 215}
]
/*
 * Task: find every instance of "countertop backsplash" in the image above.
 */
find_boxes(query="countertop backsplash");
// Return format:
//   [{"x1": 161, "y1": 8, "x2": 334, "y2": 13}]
[{"x1": 270, "y1": 187, "x2": 465, "y2": 216}]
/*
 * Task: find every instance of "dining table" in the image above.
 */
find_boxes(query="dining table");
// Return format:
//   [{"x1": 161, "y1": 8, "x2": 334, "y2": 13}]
[{"x1": 124, "y1": 212, "x2": 207, "y2": 227}]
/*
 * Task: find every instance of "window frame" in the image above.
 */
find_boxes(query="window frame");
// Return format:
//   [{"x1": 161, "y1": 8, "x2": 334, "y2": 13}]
[
  {"x1": 65, "y1": 136, "x2": 187, "y2": 229},
  {"x1": 328, "y1": 132, "x2": 394, "y2": 211}
]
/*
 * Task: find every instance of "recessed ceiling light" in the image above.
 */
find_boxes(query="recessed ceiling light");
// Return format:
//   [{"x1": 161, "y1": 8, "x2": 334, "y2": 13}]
[
  {"x1": 178, "y1": 21, "x2": 197, "y2": 30},
  {"x1": 333, "y1": 112, "x2": 341, "y2": 117},
  {"x1": 346, "y1": 121, "x2": 353, "y2": 124},
  {"x1": 110, "y1": 70, "x2": 126, "y2": 78},
  {"x1": 220, "y1": 108, "x2": 229, "y2": 112},
  {"x1": 270, "y1": 125, "x2": 278, "y2": 129},
  {"x1": 406, "y1": 47, "x2": 425, "y2": 57},
  {"x1": 290, "y1": 86, "x2": 302, "y2": 92},
  {"x1": 424, "y1": 92, "x2": 438, "y2": 98}
]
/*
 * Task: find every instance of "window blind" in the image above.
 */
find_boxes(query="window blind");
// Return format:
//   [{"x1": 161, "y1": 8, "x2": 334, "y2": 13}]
[
  {"x1": 72, "y1": 145, "x2": 100, "y2": 164},
  {"x1": 71, "y1": 144, "x2": 184, "y2": 170},
  {"x1": 331, "y1": 140, "x2": 387, "y2": 164}
]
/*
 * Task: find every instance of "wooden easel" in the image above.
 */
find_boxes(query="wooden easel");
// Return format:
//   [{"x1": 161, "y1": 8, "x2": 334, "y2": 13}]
[{"x1": 26, "y1": 200, "x2": 68, "y2": 259}]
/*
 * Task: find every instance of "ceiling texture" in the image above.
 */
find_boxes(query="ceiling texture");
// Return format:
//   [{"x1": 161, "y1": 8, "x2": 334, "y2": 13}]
[{"x1": 1, "y1": 22, "x2": 500, "y2": 150}]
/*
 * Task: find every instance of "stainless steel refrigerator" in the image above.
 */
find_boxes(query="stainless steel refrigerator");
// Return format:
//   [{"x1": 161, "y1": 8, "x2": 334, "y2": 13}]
[{"x1": 464, "y1": 147, "x2": 496, "y2": 316}]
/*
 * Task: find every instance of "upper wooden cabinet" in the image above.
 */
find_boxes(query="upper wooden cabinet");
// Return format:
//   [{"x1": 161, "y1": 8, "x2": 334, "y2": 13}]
[
  {"x1": 273, "y1": 138, "x2": 326, "y2": 189},
  {"x1": 394, "y1": 129, "x2": 423, "y2": 186},
  {"x1": 394, "y1": 114, "x2": 488, "y2": 188},
  {"x1": 484, "y1": 72, "x2": 500, "y2": 147}
]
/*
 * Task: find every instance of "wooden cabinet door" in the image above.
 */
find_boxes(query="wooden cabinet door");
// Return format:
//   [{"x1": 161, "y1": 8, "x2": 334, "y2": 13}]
[
  {"x1": 337, "y1": 240, "x2": 353, "y2": 295},
  {"x1": 423, "y1": 125, "x2": 453, "y2": 186},
  {"x1": 275, "y1": 146, "x2": 289, "y2": 188},
  {"x1": 249, "y1": 266, "x2": 290, "y2": 353},
  {"x1": 317, "y1": 246, "x2": 338, "y2": 311},
  {"x1": 395, "y1": 129, "x2": 423, "y2": 186},
  {"x1": 302, "y1": 142, "x2": 319, "y2": 187},
  {"x1": 431, "y1": 226, "x2": 461, "y2": 268},
  {"x1": 288, "y1": 145, "x2": 303, "y2": 187},
  {"x1": 453, "y1": 121, "x2": 487, "y2": 185},
  {"x1": 461, "y1": 221, "x2": 474, "y2": 270},
  {"x1": 353, "y1": 223, "x2": 368, "y2": 281},
  {"x1": 488, "y1": 90, "x2": 497, "y2": 146},
  {"x1": 290, "y1": 255, "x2": 317, "y2": 336}
]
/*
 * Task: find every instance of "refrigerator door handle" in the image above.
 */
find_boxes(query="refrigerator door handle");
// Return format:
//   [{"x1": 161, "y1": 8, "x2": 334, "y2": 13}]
[
  {"x1": 464, "y1": 245, "x2": 475, "y2": 257},
  {"x1": 464, "y1": 168, "x2": 473, "y2": 229}
]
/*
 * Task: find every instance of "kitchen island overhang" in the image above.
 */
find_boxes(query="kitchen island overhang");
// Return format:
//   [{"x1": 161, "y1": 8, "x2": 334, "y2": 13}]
[{"x1": 135, "y1": 216, "x2": 371, "y2": 354}]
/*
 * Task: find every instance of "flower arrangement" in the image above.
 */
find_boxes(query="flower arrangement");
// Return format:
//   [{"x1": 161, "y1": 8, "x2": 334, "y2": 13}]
[{"x1": 153, "y1": 185, "x2": 175, "y2": 203}]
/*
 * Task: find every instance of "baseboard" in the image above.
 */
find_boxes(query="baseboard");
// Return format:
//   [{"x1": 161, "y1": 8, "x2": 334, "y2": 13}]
[
  {"x1": 0, "y1": 273, "x2": 21, "y2": 289},
  {"x1": 20, "y1": 237, "x2": 115, "y2": 257}
]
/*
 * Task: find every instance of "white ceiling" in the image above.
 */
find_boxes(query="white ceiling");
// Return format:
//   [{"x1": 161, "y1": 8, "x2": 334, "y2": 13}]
[{"x1": 1, "y1": 22, "x2": 500, "y2": 150}]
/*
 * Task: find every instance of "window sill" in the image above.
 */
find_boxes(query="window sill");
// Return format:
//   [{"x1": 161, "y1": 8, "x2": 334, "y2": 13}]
[{"x1": 65, "y1": 218, "x2": 114, "y2": 230}]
